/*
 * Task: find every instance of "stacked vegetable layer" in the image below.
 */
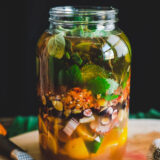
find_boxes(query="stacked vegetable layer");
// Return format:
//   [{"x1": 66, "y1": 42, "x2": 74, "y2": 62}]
[{"x1": 37, "y1": 29, "x2": 131, "y2": 160}]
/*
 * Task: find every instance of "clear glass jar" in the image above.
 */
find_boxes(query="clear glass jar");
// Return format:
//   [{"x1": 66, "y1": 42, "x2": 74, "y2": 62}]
[{"x1": 37, "y1": 6, "x2": 131, "y2": 160}]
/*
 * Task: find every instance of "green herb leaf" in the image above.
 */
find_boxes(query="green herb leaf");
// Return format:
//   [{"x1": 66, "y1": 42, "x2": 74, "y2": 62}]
[
  {"x1": 74, "y1": 41, "x2": 92, "y2": 52},
  {"x1": 121, "y1": 72, "x2": 129, "y2": 89},
  {"x1": 81, "y1": 64, "x2": 108, "y2": 83},
  {"x1": 66, "y1": 64, "x2": 83, "y2": 86},
  {"x1": 65, "y1": 39, "x2": 72, "y2": 53},
  {"x1": 71, "y1": 53, "x2": 83, "y2": 65},
  {"x1": 47, "y1": 33, "x2": 65, "y2": 59},
  {"x1": 87, "y1": 76, "x2": 110, "y2": 97},
  {"x1": 105, "y1": 94, "x2": 119, "y2": 101},
  {"x1": 66, "y1": 52, "x2": 71, "y2": 59},
  {"x1": 106, "y1": 78, "x2": 119, "y2": 94}
]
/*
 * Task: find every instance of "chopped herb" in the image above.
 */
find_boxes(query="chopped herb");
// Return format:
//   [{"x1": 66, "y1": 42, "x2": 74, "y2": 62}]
[
  {"x1": 81, "y1": 64, "x2": 108, "y2": 83},
  {"x1": 87, "y1": 76, "x2": 110, "y2": 98},
  {"x1": 66, "y1": 65, "x2": 83, "y2": 86},
  {"x1": 121, "y1": 72, "x2": 129, "y2": 89},
  {"x1": 71, "y1": 53, "x2": 83, "y2": 65},
  {"x1": 105, "y1": 94, "x2": 119, "y2": 101},
  {"x1": 106, "y1": 78, "x2": 119, "y2": 94},
  {"x1": 66, "y1": 52, "x2": 71, "y2": 60}
]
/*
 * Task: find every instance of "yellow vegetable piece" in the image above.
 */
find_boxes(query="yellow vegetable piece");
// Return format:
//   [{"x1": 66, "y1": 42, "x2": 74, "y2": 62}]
[
  {"x1": 97, "y1": 98, "x2": 107, "y2": 107},
  {"x1": 74, "y1": 42, "x2": 93, "y2": 52},
  {"x1": 53, "y1": 118, "x2": 61, "y2": 137},
  {"x1": 76, "y1": 125, "x2": 96, "y2": 141},
  {"x1": 39, "y1": 133, "x2": 48, "y2": 150},
  {"x1": 97, "y1": 127, "x2": 123, "y2": 155},
  {"x1": 38, "y1": 116, "x2": 47, "y2": 134},
  {"x1": 118, "y1": 126, "x2": 128, "y2": 146},
  {"x1": 125, "y1": 53, "x2": 131, "y2": 63},
  {"x1": 47, "y1": 131, "x2": 58, "y2": 154},
  {"x1": 65, "y1": 137, "x2": 89, "y2": 159}
]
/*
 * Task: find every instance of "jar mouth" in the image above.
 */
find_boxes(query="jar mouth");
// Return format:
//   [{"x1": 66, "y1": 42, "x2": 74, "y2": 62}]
[{"x1": 49, "y1": 6, "x2": 118, "y2": 25}]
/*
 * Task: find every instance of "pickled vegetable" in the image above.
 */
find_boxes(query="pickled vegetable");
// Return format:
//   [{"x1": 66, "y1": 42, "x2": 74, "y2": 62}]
[{"x1": 37, "y1": 7, "x2": 131, "y2": 160}]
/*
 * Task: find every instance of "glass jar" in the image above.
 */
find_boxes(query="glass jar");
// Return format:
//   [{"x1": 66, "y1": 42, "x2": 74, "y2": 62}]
[{"x1": 37, "y1": 6, "x2": 131, "y2": 160}]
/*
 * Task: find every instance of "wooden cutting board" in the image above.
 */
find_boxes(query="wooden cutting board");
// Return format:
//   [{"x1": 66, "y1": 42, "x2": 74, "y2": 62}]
[{"x1": 0, "y1": 119, "x2": 160, "y2": 160}]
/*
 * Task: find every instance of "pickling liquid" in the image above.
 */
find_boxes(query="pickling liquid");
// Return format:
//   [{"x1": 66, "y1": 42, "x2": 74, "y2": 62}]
[{"x1": 37, "y1": 31, "x2": 131, "y2": 160}]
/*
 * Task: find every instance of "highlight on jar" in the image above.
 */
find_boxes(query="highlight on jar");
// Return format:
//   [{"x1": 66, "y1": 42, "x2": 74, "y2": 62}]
[{"x1": 36, "y1": 6, "x2": 131, "y2": 160}]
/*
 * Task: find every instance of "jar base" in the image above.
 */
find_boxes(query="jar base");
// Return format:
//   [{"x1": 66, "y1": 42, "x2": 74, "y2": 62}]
[{"x1": 40, "y1": 143, "x2": 126, "y2": 160}]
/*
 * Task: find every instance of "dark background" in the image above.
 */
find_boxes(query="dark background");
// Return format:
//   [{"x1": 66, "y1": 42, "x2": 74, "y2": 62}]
[{"x1": 0, "y1": 0, "x2": 159, "y2": 117}]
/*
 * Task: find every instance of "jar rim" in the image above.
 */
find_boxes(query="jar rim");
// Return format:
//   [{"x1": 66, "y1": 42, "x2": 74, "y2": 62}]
[
  {"x1": 49, "y1": 6, "x2": 119, "y2": 25},
  {"x1": 49, "y1": 6, "x2": 118, "y2": 15}
]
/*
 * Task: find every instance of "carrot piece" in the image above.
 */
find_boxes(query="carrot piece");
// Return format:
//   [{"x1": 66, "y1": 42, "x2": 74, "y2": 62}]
[{"x1": 0, "y1": 123, "x2": 7, "y2": 136}]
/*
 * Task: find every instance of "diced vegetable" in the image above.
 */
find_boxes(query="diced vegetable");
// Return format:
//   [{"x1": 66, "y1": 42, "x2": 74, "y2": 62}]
[
  {"x1": 65, "y1": 137, "x2": 89, "y2": 159},
  {"x1": 100, "y1": 117, "x2": 110, "y2": 125},
  {"x1": 53, "y1": 118, "x2": 62, "y2": 137},
  {"x1": 63, "y1": 118, "x2": 79, "y2": 136},
  {"x1": 79, "y1": 116, "x2": 95, "y2": 123},
  {"x1": 47, "y1": 131, "x2": 58, "y2": 154},
  {"x1": 118, "y1": 109, "x2": 125, "y2": 121},
  {"x1": 39, "y1": 133, "x2": 48, "y2": 150},
  {"x1": 112, "y1": 110, "x2": 118, "y2": 120},
  {"x1": 97, "y1": 99, "x2": 107, "y2": 107},
  {"x1": 85, "y1": 137, "x2": 103, "y2": 153},
  {"x1": 76, "y1": 125, "x2": 96, "y2": 141},
  {"x1": 38, "y1": 116, "x2": 47, "y2": 134},
  {"x1": 64, "y1": 109, "x2": 71, "y2": 117},
  {"x1": 83, "y1": 109, "x2": 92, "y2": 117},
  {"x1": 0, "y1": 123, "x2": 7, "y2": 136},
  {"x1": 52, "y1": 101, "x2": 63, "y2": 111},
  {"x1": 58, "y1": 129, "x2": 71, "y2": 143}
]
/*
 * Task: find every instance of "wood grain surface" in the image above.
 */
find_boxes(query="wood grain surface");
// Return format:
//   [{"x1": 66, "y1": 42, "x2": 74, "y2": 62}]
[{"x1": 0, "y1": 119, "x2": 160, "y2": 160}]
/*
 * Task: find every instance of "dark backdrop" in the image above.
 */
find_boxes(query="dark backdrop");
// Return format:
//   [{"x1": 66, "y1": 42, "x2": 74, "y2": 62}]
[{"x1": 0, "y1": 0, "x2": 159, "y2": 116}]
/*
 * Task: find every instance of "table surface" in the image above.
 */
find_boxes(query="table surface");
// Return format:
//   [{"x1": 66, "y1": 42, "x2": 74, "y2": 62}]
[{"x1": 0, "y1": 119, "x2": 160, "y2": 160}]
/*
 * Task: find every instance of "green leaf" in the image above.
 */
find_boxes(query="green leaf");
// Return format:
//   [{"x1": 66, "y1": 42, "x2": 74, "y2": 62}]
[
  {"x1": 65, "y1": 52, "x2": 71, "y2": 59},
  {"x1": 87, "y1": 76, "x2": 110, "y2": 98},
  {"x1": 85, "y1": 137, "x2": 103, "y2": 153},
  {"x1": 106, "y1": 78, "x2": 119, "y2": 94},
  {"x1": 81, "y1": 64, "x2": 108, "y2": 83},
  {"x1": 47, "y1": 33, "x2": 65, "y2": 59},
  {"x1": 105, "y1": 94, "x2": 119, "y2": 101},
  {"x1": 66, "y1": 64, "x2": 83, "y2": 86},
  {"x1": 74, "y1": 41, "x2": 92, "y2": 52},
  {"x1": 121, "y1": 72, "x2": 129, "y2": 89},
  {"x1": 71, "y1": 53, "x2": 83, "y2": 65}
]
